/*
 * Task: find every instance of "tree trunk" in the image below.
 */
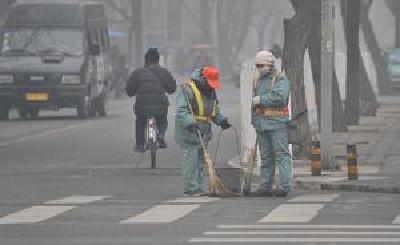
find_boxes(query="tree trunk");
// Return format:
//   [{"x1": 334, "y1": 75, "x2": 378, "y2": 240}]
[
  {"x1": 283, "y1": 0, "x2": 319, "y2": 157},
  {"x1": 386, "y1": 0, "x2": 400, "y2": 48},
  {"x1": 131, "y1": 0, "x2": 143, "y2": 68},
  {"x1": 199, "y1": 1, "x2": 212, "y2": 44},
  {"x1": 343, "y1": 0, "x2": 361, "y2": 125},
  {"x1": 331, "y1": 72, "x2": 347, "y2": 132},
  {"x1": 283, "y1": 18, "x2": 310, "y2": 158},
  {"x1": 0, "y1": 0, "x2": 12, "y2": 23},
  {"x1": 361, "y1": 0, "x2": 392, "y2": 94},
  {"x1": 306, "y1": 1, "x2": 347, "y2": 132},
  {"x1": 396, "y1": 14, "x2": 400, "y2": 48},
  {"x1": 340, "y1": 0, "x2": 378, "y2": 117}
]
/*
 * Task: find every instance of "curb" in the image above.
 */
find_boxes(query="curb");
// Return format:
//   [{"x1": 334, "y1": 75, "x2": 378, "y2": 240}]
[{"x1": 296, "y1": 180, "x2": 400, "y2": 194}]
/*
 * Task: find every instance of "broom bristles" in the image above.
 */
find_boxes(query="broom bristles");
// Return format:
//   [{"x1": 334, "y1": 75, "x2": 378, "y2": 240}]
[
  {"x1": 204, "y1": 152, "x2": 232, "y2": 195},
  {"x1": 243, "y1": 148, "x2": 257, "y2": 194}
]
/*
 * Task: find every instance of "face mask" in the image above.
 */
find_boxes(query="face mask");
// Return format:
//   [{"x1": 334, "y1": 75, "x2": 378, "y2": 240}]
[{"x1": 257, "y1": 66, "x2": 270, "y2": 76}]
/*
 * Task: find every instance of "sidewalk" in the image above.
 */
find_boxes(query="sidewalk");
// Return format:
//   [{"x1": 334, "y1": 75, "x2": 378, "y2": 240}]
[{"x1": 296, "y1": 96, "x2": 400, "y2": 194}]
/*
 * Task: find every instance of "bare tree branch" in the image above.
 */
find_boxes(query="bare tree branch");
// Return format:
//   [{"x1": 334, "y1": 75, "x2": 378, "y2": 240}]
[{"x1": 104, "y1": 0, "x2": 131, "y2": 20}]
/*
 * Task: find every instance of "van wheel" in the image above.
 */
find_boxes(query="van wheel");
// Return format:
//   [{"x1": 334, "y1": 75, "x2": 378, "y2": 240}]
[
  {"x1": 89, "y1": 101, "x2": 97, "y2": 117},
  {"x1": 18, "y1": 108, "x2": 28, "y2": 119},
  {"x1": 0, "y1": 105, "x2": 9, "y2": 120},
  {"x1": 28, "y1": 108, "x2": 39, "y2": 120},
  {"x1": 77, "y1": 98, "x2": 89, "y2": 119},
  {"x1": 96, "y1": 93, "x2": 107, "y2": 117}
]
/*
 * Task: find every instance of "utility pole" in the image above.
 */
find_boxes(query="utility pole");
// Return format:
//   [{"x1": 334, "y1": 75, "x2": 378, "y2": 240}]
[{"x1": 320, "y1": 0, "x2": 335, "y2": 170}]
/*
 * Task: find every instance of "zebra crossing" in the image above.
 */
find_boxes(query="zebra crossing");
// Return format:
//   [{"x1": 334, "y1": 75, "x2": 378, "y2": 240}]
[
  {"x1": 189, "y1": 194, "x2": 400, "y2": 243},
  {"x1": 259, "y1": 194, "x2": 339, "y2": 223},
  {"x1": 0, "y1": 195, "x2": 220, "y2": 225},
  {"x1": 190, "y1": 225, "x2": 400, "y2": 243},
  {"x1": 0, "y1": 192, "x2": 399, "y2": 241},
  {"x1": 0, "y1": 195, "x2": 109, "y2": 224}
]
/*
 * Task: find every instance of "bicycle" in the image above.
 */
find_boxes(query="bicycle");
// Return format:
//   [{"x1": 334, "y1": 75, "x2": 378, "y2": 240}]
[{"x1": 145, "y1": 116, "x2": 157, "y2": 169}]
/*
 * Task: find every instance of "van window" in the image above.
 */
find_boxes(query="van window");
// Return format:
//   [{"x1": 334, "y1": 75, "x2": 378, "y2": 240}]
[{"x1": 1, "y1": 29, "x2": 84, "y2": 56}]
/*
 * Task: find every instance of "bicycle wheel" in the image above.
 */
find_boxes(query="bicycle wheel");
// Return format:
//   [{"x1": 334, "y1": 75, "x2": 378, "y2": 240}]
[{"x1": 150, "y1": 140, "x2": 157, "y2": 169}]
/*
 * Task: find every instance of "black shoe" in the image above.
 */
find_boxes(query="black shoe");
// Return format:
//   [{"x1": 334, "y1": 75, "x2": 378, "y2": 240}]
[
  {"x1": 158, "y1": 138, "x2": 167, "y2": 149},
  {"x1": 135, "y1": 145, "x2": 146, "y2": 153},
  {"x1": 183, "y1": 192, "x2": 201, "y2": 197},
  {"x1": 274, "y1": 189, "x2": 288, "y2": 197},
  {"x1": 248, "y1": 189, "x2": 273, "y2": 197}
]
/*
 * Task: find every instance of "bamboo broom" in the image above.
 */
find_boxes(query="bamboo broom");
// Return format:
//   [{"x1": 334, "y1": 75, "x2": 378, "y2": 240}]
[{"x1": 181, "y1": 85, "x2": 232, "y2": 196}]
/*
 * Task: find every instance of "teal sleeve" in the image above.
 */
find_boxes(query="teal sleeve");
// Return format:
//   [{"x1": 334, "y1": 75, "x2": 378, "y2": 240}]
[
  {"x1": 212, "y1": 99, "x2": 226, "y2": 125},
  {"x1": 260, "y1": 76, "x2": 290, "y2": 107},
  {"x1": 176, "y1": 87, "x2": 196, "y2": 127}
]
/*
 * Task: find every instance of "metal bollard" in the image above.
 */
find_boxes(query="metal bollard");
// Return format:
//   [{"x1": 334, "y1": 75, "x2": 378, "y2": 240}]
[
  {"x1": 347, "y1": 144, "x2": 359, "y2": 180},
  {"x1": 311, "y1": 141, "x2": 321, "y2": 176}
]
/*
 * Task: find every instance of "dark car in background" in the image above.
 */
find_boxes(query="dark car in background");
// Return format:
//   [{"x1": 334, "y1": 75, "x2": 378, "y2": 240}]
[{"x1": 0, "y1": 0, "x2": 112, "y2": 120}]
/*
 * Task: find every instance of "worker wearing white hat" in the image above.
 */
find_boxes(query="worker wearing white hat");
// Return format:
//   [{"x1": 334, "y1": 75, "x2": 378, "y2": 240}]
[{"x1": 251, "y1": 50, "x2": 292, "y2": 197}]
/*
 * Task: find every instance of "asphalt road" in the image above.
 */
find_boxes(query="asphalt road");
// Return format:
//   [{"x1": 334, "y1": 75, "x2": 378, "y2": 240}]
[{"x1": 1, "y1": 83, "x2": 400, "y2": 245}]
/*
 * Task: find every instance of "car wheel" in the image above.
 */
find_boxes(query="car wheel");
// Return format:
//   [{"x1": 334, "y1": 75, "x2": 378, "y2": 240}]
[
  {"x1": 28, "y1": 108, "x2": 39, "y2": 120},
  {"x1": 96, "y1": 93, "x2": 107, "y2": 117},
  {"x1": 18, "y1": 108, "x2": 28, "y2": 119},
  {"x1": 77, "y1": 96, "x2": 89, "y2": 119},
  {"x1": 0, "y1": 105, "x2": 9, "y2": 120}
]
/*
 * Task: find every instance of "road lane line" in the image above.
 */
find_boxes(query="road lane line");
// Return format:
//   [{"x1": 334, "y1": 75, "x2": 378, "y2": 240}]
[
  {"x1": 204, "y1": 231, "x2": 400, "y2": 235},
  {"x1": 217, "y1": 225, "x2": 400, "y2": 229},
  {"x1": 287, "y1": 194, "x2": 340, "y2": 203},
  {"x1": 258, "y1": 204, "x2": 325, "y2": 223},
  {"x1": 120, "y1": 204, "x2": 200, "y2": 223},
  {"x1": 393, "y1": 214, "x2": 400, "y2": 224},
  {"x1": 0, "y1": 205, "x2": 76, "y2": 224},
  {"x1": 189, "y1": 237, "x2": 400, "y2": 243},
  {"x1": 44, "y1": 195, "x2": 110, "y2": 205},
  {"x1": 167, "y1": 197, "x2": 220, "y2": 203},
  {"x1": 0, "y1": 123, "x2": 85, "y2": 147}
]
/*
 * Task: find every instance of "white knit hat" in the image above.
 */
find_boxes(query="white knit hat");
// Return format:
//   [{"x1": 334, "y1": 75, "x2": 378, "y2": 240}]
[{"x1": 255, "y1": 50, "x2": 275, "y2": 66}]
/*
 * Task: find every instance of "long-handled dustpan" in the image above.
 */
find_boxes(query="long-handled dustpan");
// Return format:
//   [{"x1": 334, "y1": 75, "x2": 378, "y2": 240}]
[{"x1": 243, "y1": 140, "x2": 258, "y2": 196}]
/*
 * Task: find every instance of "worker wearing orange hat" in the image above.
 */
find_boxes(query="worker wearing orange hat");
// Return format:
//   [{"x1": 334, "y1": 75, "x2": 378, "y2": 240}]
[{"x1": 175, "y1": 66, "x2": 231, "y2": 196}]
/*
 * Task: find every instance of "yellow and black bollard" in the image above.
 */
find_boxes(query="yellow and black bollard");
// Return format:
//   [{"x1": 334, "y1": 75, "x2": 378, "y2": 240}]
[
  {"x1": 347, "y1": 144, "x2": 359, "y2": 180},
  {"x1": 311, "y1": 141, "x2": 321, "y2": 176}
]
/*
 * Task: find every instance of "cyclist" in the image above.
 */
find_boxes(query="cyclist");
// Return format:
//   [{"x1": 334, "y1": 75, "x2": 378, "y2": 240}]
[{"x1": 127, "y1": 48, "x2": 177, "y2": 152}]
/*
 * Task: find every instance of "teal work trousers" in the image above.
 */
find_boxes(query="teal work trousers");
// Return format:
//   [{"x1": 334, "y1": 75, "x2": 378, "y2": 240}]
[
  {"x1": 181, "y1": 143, "x2": 206, "y2": 193},
  {"x1": 257, "y1": 128, "x2": 292, "y2": 192}
]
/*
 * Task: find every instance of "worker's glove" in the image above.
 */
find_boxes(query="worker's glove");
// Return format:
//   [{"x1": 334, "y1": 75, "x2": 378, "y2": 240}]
[
  {"x1": 186, "y1": 123, "x2": 200, "y2": 133},
  {"x1": 252, "y1": 96, "x2": 261, "y2": 106},
  {"x1": 220, "y1": 118, "x2": 232, "y2": 130}
]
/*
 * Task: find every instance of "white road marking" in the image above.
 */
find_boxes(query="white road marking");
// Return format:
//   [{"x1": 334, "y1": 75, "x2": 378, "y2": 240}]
[
  {"x1": 258, "y1": 204, "x2": 325, "y2": 223},
  {"x1": 120, "y1": 204, "x2": 201, "y2": 223},
  {"x1": 189, "y1": 237, "x2": 400, "y2": 243},
  {"x1": 0, "y1": 205, "x2": 76, "y2": 224},
  {"x1": 204, "y1": 231, "x2": 400, "y2": 235},
  {"x1": 0, "y1": 124, "x2": 84, "y2": 147},
  {"x1": 217, "y1": 225, "x2": 400, "y2": 229},
  {"x1": 44, "y1": 195, "x2": 110, "y2": 205},
  {"x1": 393, "y1": 214, "x2": 400, "y2": 224},
  {"x1": 167, "y1": 197, "x2": 220, "y2": 203},
  {"x1": 287, "y1": 194, "x2": 340, "y2": 203}
]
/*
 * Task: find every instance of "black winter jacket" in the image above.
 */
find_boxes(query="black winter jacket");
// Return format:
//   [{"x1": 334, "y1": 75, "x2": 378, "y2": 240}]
[{"x1": 126, "y1": 64, "x2": 177, "y2": 116}]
